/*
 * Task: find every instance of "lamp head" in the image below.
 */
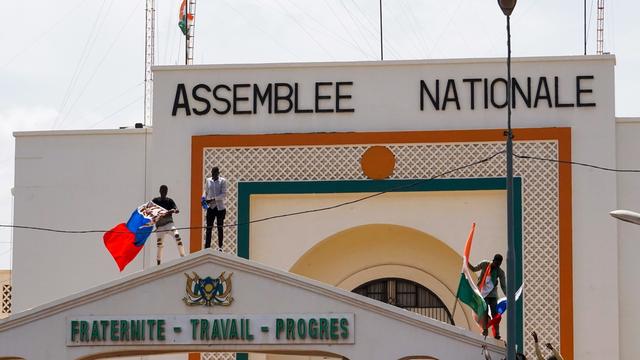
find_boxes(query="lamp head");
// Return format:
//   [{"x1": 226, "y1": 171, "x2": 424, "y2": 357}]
[
  {"x1": 497, "y1": 0, "x2": 517, "y2": 16},
  {"x1": 610, "y1": 210, "x2": 640, "y2": 225}
]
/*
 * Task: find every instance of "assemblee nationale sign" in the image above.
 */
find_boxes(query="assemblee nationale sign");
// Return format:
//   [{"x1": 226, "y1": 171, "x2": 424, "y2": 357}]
[
  {"x1": 170, "y1": 75, "x2": 597, "y2": 116},
  {"x1": 67, "y1": 314, "x2": 354, "y2": 346}
]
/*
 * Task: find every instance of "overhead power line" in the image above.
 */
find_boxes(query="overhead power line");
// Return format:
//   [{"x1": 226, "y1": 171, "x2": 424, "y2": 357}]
[
  {"x1": 513, "y1": 153, "x2": 640, "y2": 173},
  {"x1": 0, "y1": 0, "x2": 90, "y2": 70},
  {"x1": 4, "y1": 150, "x2": 640, "y2": 236},
  {"x1": 0, "y1": 150, "x2": 505, "y2": 235}
]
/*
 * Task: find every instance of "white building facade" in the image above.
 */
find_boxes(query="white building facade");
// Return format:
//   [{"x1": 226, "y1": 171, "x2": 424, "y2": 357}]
[{"x1": 6, "y1": 55, "x2": 639, "y2": 360}]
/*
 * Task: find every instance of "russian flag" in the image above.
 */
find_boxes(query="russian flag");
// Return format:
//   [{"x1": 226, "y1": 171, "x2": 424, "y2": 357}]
[
  {"x1": 103, "y1": 202, "x2": 168, "y2": 271},
  {"x1": 486, "y1": 284, "x2": 524, "y2": 332}
]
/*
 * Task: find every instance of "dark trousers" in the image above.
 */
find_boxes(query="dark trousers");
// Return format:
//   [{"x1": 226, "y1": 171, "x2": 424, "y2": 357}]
[
  {"x1": 485, "y1": 296, "x2": 500, "y2": 337},
  {"x1": 205, "y1": 207, "x2": 226, "y2": 249}
]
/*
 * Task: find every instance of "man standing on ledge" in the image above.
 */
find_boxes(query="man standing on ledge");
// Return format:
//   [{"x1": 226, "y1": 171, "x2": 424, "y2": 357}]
[
  {"x1": 153, "y1": 185, "x2": 185, "y2": 265},
  {"x1": 203, "y1": 167, "x2": 227, "y2": 250},
  {"x1": 468, "y1": 253, "x2": 507, "y2": 339}
]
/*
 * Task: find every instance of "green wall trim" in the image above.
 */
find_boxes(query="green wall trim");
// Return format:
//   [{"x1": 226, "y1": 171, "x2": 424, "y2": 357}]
[
  {"x1": 235, "y1": 177, "x2": 524, "y2": 350},
  {"x1": 514, "y1": 179, "x2": 524, "y2": 349}
]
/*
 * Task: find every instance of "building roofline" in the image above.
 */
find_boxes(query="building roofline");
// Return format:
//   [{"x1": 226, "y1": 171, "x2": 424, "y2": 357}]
[
  {"x1": 152, "y1": 54, "x2": 616, "y2": 72},
  {"x1": 0, "y1": 249, "x2": 503, "y2": 352},
  {"x1": 616, "y1": 117, "x2": 640, "y2": 123},
  {"x1": 13, "y1": 127, "x2": 152, "y2": 138}
]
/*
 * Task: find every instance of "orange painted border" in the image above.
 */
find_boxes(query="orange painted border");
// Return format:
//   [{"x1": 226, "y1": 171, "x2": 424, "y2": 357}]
[{"x1": 189, "y1": 128, "x2": 573, "y2": 360}]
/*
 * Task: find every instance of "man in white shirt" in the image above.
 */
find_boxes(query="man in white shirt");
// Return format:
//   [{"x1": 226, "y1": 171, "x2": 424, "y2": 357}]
[{"x1": 203, "y1": 167, "x2": 227, "y2": 250}]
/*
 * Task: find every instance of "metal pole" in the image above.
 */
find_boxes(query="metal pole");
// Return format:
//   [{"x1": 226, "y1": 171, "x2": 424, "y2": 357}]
[
  {"x1": 584, "y1": 0, "x2": 587, "y2": 55},
  {"x1": 505, "y1": 14, "x2": 517, "y2": 360},
  {"x1": 379, "y1": 0, "x2": 384, "y2": 60},
  {"x1": 451, "y1": 282, "x2": 461, "y2": 320},
  {"x1": 184, "y1": 1, "x2": 188, "y2": 65}
]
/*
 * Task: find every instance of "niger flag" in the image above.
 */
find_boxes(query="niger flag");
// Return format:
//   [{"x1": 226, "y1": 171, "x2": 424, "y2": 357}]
[{"x1": 456, "y1": 223, "x2": 489, "y2": 328}]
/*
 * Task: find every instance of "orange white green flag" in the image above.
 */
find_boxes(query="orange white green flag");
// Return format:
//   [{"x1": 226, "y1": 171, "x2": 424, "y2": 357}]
[
  {"x1": 456, "y1": 223, "x2": 489, "y2": 328},
  {"x1": 178, "y1": 0, "x2": 194, "y2": 35}
]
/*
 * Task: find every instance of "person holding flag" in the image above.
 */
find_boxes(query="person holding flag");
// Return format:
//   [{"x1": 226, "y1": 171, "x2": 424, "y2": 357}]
[
  {"x1": 152, "y1": 185, "x2": 185, "y2": 265},
  {"x1": 455, "y1": 223, "x2": 490, "y2": 335},
  {"x1": 468, "y1": 253, "x2": 507, "y2": 339},
  {"x1": 103, "y1": 201, "x2": 168, "y2": 271}
]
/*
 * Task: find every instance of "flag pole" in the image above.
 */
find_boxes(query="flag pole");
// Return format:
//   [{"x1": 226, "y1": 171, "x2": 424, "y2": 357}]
[
  {"x1": 379, "y1": 0, "x2": 383, "y2": 60},
  {"x1": 184, "y1": 1, "x2": 188, "y2": 65},
  {"x1": 451, "y1": 284, "x2": 461, "y2": 320}
]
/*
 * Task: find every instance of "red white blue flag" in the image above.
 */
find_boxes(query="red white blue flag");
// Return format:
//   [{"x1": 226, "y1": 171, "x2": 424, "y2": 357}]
[
  {"x1": 486, "y1": 284, "x2": 524, "y2": 334},
  {"x1": 103, "y1": 202, "x2": 168, "y2": 271}
]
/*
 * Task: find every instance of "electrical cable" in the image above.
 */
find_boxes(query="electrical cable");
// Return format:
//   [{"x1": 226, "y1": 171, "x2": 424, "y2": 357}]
[
  {"x1": 338, "y1": 0, "x2": 378, "y2": 56},
  {"x1": 273, "y1": 0, "x2": 336, "y2": 60},
  {"x1": 58, "y1": 0, "x2": 142, "y2": 126},
  {"x1": 429, "y1": 0, "x2": 465, "y2": 58},
  {"x1": 284, "y1": 0, "x2": 370, "y2": 57},
  {"x1": 232, "y1": 150, "x2": 505, "y2": 228},
  {"x1": 86, "y1": 96, "x2": 144, "y2": 129},
  {"x1": 54, "y1": 81, "x2": 142, "y2": 130},
  {"x1": 587, "y1": 0, "x2": 596, "y2": 48},
  {"x1": 513, "y1": 153, "x2": 640, "y2": 173},
  {"x1": 0, "y1": 0, "x2": 91, "y2": 70},
  {"x1": 6, "y1": 150, "x2": 640, "y2": 236},
  {"x1": 164, "y1": 0, "x2": 178, "y2": 65},
  {"x1": 397, "y1": 1, "x2": 431, "y2": 58},
  {"x1": 84, "y1": 81, "x2": 144, "y2": 116},
  {"x1": 52, "y1": 0, "x2": 113, "y2": 129},
  {"x1": 325, "y1": 0, "x2": 372, "y2": 58},
  {"x1": 218, "y1": 0, "x2": 299, "y2": 60},
  {"x1": 0, "y1": 150, "x2": 505, "y2": 235},
  {"x1": 345, "y1": 0, "x2": 402, "y2": 59}
]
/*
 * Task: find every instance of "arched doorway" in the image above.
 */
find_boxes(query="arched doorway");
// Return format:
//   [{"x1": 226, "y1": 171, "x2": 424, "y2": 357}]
[
  {"x1": 352, "y1": 278, "x2": 454, "y2": 325},
  {"x1": 289, "y1": 224, "x2": 474, "y2": 329}
]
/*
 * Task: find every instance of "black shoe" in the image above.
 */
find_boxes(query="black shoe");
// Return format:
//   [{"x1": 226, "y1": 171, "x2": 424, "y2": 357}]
[
  {"x1": 494, "y1": 335, "x2": 501, "y2": 340},
  {"x1": 157, "y1": 259, "x2": 161, "y2": 265},
  {"x1": 482, "y1": 329, "x2": 488, "y2": 337}
]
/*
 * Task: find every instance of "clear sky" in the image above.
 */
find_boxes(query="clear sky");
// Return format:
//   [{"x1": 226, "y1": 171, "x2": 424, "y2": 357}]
[{"x1": 0, "y1": 0, "x2": 638, "y2": 269}]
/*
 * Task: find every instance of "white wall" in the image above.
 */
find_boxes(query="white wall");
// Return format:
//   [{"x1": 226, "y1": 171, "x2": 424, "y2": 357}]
[
  {"x1": 12, "y1": 129, "x2": 152, "y2": 312},
  {"x1": 152, "y1": 56, "x2": 619, "y2": 360},
  {"x1": 9, "y1": 57, "x2": 620, "y2": 360},
  {"x1": 615, "y1": 118, "x2": 640, "y2": 360},
  {"x1": 249, "y1": 191, "x2": 506, "y2": 272},
  {"x1": 0, "y1": 252, "x2": 505, "y2": 360},
  {"x1": 250, "y1": 191, "x2": 507, "y2": 340}
]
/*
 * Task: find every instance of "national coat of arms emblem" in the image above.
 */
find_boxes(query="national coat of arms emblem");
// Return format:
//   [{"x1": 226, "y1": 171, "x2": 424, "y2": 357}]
[{"x1": 182, "y1": 271, "x2": 233, "y2": 307}]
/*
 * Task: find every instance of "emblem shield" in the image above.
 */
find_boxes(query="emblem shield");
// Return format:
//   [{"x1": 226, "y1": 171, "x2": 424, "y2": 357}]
[{"x1": 183, "y1": 271, "x2": 233, "y2": 307}]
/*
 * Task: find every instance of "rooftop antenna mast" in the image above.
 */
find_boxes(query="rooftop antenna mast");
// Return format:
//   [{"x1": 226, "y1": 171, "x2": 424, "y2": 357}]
[
  {"x1": 144, "y1": 0, "x2": 155, "y2": 126},
  {"x1": 184, "y1": 0, "x2": 197, "y2": 65},
  {"x1": 596, "y1": 0, "x2": 605, "y2": 54}
]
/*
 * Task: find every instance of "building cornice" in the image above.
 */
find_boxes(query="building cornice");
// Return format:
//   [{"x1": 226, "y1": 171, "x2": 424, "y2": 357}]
[
  {"x1": 153, "y1": 54, "x2": 616, "y2": 72},
  {"x1": 0, "y1": 250, "x2": 503, "y2": 352}
]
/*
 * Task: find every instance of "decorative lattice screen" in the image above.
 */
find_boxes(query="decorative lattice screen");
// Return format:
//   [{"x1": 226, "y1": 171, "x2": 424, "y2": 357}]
[
  {"x1": 201, "y1": 353, "x2": 234, "y2": 360},
  {"x1": 201, "y1": 140, "x2": 561, "y2": 357},
  {"x1": 1, "y1": 283, "x2": 10, "y2": 316}
]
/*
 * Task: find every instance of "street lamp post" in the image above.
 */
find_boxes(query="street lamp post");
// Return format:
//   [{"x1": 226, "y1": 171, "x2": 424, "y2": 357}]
[{"x1": 497, "y1": 1, "x2": 518, "y2": 359}]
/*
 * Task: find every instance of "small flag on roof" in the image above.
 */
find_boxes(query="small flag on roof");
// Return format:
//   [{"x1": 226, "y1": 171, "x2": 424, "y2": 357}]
[
  {"x1": 178, "y1": 0, "x2": 194, "y2": 35},
  {"x1": 103, "y1": 201, "x2": 168, "y2": 271}
]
